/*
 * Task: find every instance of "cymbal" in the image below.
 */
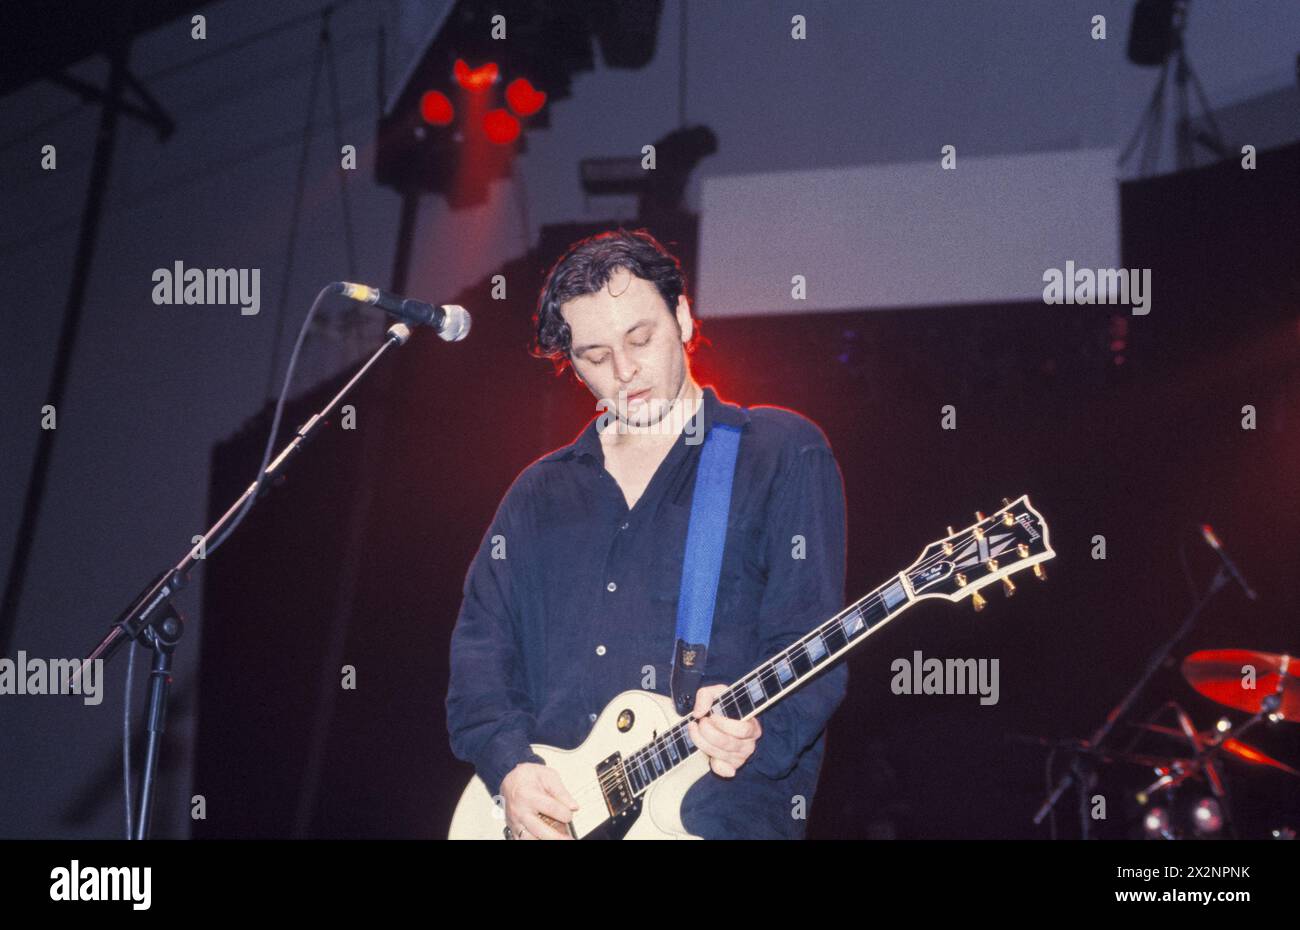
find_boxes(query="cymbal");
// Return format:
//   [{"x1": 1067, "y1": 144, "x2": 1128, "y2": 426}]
[
  {"x1": 1182, "y1": 649, "x2": 1299, "y2": 719},
  {"x1": 1132, "y1": 722, "x2": 1300, "y2": 776}
]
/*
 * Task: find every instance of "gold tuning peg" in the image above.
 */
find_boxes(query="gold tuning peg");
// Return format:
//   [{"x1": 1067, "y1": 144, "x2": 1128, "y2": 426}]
[
  {"x1": 943, "y1": 526, "x2": 954, "y2": 555},
  {"x1": 972, "y1": 589, "x2": 987, "y2": 612},
  {"x1": 1003, "y1": 511, "x2": 1015, "y2": 526},
  {"x1": 1033, "y1": 563, "x2": 1048, "y2": 581},
  {"x1": 1002, "y1": 576, "x2": 1016, "y2": 597},
  {"x1": 1002, "y1": 497, "x2": 1011, "y2": 508}
]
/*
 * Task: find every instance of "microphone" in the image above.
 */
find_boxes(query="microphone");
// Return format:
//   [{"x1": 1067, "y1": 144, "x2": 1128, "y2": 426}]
[
  {"x1": 334, "y1": 282, "x2": 471, "y2": 341},
  {"x1": 1200, "y1": 524, "x2": 1258, "y2": 601}
]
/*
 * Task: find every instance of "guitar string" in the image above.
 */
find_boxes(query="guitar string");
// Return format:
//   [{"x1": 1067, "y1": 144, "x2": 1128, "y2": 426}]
[
  {"x1": 629, "y1": 572, "x2": 915, "y2": 770},
  {"x1": 542, "y1": 519, "x2": 1041, "y2": 825},
  {"x1": 620, "y1": 582, "x2": 913, "y2": 787},
  {"x1": 624, "y1": 593, "x2": 891, "y2": 792},
  {"x1": 554, "y1": 541, "x2": 1042, "y2": 827},
  {"x1": 547, "y1": 589, "x2": 900, "y2": 825},
  {"x1": 628, "y1": 599, "x2": 880, "y2": 775},
  {"x1": 620, "y1": 526, "x2": 1040, "y2": 791}
]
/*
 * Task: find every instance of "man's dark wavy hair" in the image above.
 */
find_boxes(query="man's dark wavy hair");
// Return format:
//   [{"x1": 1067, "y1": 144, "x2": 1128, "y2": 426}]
[{"x1": 531, "y1": 228, "x2": 702, "y2": 375}]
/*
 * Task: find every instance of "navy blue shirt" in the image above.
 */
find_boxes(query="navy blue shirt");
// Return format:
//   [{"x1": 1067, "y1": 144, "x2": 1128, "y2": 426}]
[{"x1": 445, "y1": 386, "x2": 849, "y2": 838}]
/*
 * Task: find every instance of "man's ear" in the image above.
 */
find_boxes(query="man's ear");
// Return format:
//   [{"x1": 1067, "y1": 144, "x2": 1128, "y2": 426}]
[{"x1": 675, "y1": 295, "x2": 693, "y2": 344}]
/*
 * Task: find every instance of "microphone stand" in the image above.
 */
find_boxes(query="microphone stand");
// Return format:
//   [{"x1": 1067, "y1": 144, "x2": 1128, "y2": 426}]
[
  {"x1": 1032, "y1": 565, "x2": 1231, "y2": 838},
  {"x1": 76, "y1": 322, "x2": 413, "y2": 838}
]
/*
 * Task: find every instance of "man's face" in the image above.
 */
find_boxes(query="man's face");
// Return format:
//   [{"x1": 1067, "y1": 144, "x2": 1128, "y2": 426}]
[{"x1": 561, "y1": 267, "x2": 692, "y2": 430}]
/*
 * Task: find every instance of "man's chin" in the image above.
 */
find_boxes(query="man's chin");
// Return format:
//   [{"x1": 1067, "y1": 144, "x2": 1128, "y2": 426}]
[
  {"x1": 617, "y1": 413, "x2": 654, "y2": 431},
  {"x1": 613, "y1": 403, "x2": 668, "y2": 431}
]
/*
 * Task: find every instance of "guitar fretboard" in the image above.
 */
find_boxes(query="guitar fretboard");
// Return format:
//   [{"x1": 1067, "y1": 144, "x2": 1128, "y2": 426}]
[{"x1": 620, "y1": 574, "x2": 913, "y2": 795}]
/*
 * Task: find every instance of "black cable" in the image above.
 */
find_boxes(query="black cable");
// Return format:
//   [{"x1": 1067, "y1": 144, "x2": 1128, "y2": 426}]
[
  {"x1": 140, "y1": 0, "x2": 364, "y2": 83},
  {"x1": 0, "y1": 1, "x2": 371, "y2": 157},
  {"x1": 678, "y1": 0, "x2": 689, "y2": 129},
  {"x1": 0, "y1": 97, "x2": 376, "y2": 262},
  {"x1": 262, "y1": 16, "x2": 329, "y2": 401},
  {"x1": 211, "y1": 284, "x2": 336, "y2": 557},
  {"x1": 123, "y1": 640, "x2": 137, "y2": 838},
  {"x1": 121, "y1": 282, "x2": 334, "y2": 837},
  {"x1": 323, "y1": 12, "x2": 359, "y2": 278}
]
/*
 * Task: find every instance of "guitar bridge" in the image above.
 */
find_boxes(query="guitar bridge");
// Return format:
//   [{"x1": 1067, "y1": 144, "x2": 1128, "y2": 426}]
[{"x1": 596, "y1": 752, "x2": 635, "y2": 817}]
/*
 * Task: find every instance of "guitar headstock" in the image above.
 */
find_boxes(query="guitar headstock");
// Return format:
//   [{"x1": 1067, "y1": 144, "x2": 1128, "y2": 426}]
[{"x1": 904, "y1": 495, "x2": 1055, "y2": 610}]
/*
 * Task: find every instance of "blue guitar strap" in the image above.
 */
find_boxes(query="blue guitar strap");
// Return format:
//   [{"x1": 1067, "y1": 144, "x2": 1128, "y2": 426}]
[{"x1": 670, "y1": 422, "x2": 743, "y2": 716}]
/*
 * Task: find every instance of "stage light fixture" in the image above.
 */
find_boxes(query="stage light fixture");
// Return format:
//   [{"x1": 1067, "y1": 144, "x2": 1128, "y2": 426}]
[
  {"x1": 419, "y1": 91, "x2": 454, "y2": 126},
  {"x1": 483, "y1": 109, "x2": 521, "y2": 145},
  {"x1": 454, "y1": 58, "x2": 498, "y2": 91}
]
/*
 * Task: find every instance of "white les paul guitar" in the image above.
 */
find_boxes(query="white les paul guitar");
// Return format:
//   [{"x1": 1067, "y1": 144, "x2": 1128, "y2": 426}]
[{"x1": 448, "y1": 495, "x2": 1055, "y2": 839}]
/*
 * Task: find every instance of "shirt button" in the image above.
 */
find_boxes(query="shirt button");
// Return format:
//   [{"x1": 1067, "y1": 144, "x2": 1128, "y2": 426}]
[
  {"x1": 588, "y1": 712, "x2": 598, "y2": 723},
  {"x1": 606, "y1": 581, "x2": 617, "y2": 593},
  {"x1": 595, "y1": 644, "x2": 606, "y2": 656},
  {"x1": 620, "y1": 521, "x2": 629, "y2": 530}
]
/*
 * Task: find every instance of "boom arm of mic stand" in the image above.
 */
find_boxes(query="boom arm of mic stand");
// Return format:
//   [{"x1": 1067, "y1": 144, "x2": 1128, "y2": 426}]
[
  {"x1": 76, "y1": 323, "x2": 412, "y2": 838},
  {"x1": 82, "y1": 325, "x2": 410, "y2": 676}
]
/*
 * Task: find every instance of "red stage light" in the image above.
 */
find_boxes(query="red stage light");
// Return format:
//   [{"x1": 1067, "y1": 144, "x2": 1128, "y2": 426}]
[
  {"x1": 419, "y1": 90, "x2": 454, "y2": 126},
  {"x1": 454, "y1": 58, "x2": 499, "y2": 91},
  {"x1": 505, "y1": 77, "x2": 546, "y2": 117},
  {"x1": 483, "y1": 109, "x2": 520, "y2": 144}
]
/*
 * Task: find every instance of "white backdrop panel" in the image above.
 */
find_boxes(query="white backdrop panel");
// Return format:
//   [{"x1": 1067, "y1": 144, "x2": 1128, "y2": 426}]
[{"x1": 697, "y1": 148, "x2": 1119, "y2": 317}]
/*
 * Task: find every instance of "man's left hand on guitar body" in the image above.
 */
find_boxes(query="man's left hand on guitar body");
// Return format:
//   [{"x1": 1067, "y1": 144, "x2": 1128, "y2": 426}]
[{"x1": 688, "y1": 684, "x2": 762, "y2": 778}]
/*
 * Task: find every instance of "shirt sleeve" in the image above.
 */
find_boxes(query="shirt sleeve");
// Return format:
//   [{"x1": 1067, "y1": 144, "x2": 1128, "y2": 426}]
[
  {"x1": 444, "y1": 480, "x2": 546, "y2": 799},
  {"x1": 745, "y1": 440, "x2": 850, "y2": 781}
]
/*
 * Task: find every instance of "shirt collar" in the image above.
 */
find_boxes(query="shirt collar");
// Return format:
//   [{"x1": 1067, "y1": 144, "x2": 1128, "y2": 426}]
[{"x1": 543, "y1": 385, "x2": 749, "y2": 465}]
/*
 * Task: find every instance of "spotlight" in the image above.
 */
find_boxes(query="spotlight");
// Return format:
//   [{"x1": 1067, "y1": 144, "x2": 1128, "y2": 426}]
[
  {"x1": 454, "y1": 58, "x2": 498, "y2": 91},
  {"x1": 505, "y1": 77, "x2": 546, "y2": 117},
  {"x1": 1192, "y1": 797, "x2": 1224, "y2": 835},
  {"x1": 1143, "y1": 806, "x2": 1172, "y2": 839},
  {"x1": 483, "y1": 109, "x2": 521, "y2": 145},
  {"x1": 419, "y1": 91, "x2": 454, "y2": 126}
]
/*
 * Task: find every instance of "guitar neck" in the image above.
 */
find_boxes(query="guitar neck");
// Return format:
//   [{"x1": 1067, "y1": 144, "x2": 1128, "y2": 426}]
[
  {"x1": 618, "y1": 494, "x2": 1054, "y2": 798},
  {"x1": 621, "y1": 572, "x2": 918, "y2": 796}
]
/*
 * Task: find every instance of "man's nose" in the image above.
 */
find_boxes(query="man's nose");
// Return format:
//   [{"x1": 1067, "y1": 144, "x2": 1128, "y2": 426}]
[{"x1": 612, "y1": 350, "x2": 637, "y2": 384}]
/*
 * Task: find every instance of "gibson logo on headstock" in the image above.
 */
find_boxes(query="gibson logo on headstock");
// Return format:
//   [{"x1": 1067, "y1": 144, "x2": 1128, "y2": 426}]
[{"x1": 1015, "y1": 513, "x2": 1040, "y2": 541}]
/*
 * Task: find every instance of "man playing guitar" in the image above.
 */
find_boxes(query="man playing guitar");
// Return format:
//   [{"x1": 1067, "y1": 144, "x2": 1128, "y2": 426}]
[{"x1": 445, "y1": 228, "x2": 849, "y2": 839}]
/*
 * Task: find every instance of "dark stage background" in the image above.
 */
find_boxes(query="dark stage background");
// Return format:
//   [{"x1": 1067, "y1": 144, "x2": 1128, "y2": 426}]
[{"x1": 199, "y1": 144, "x2": 1299, "y2": 839}]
